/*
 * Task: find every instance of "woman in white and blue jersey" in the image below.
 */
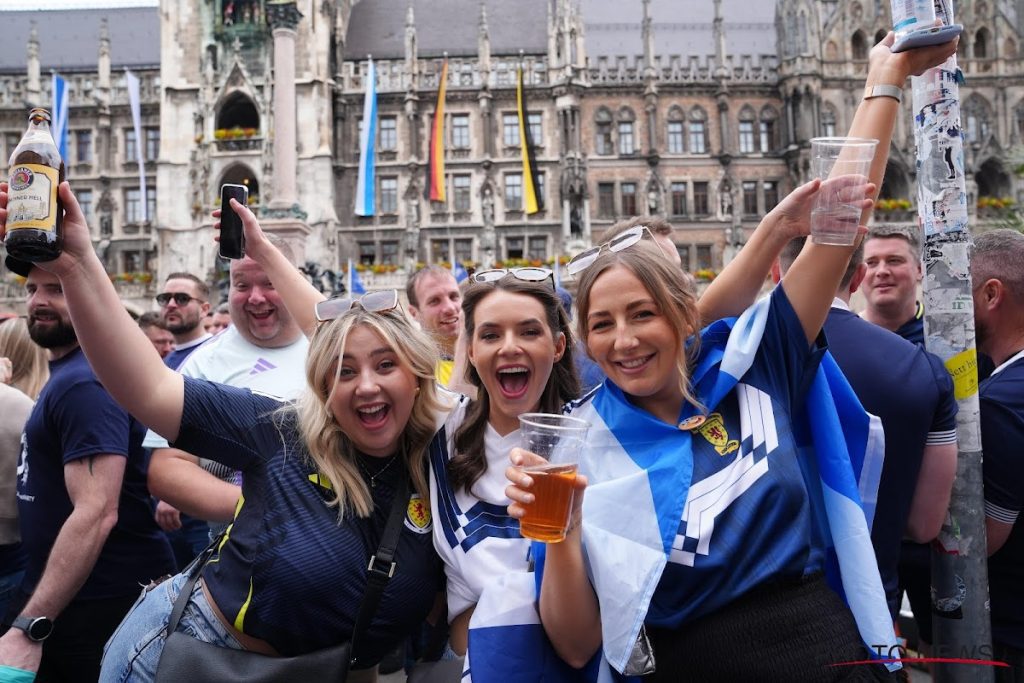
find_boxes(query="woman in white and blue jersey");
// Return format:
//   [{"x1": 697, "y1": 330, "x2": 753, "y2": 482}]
[
  {"x1": 505, "y1": 31, "x2": 959, "y2": 681},
  {"x1": 429, "y1": 270, "x2": 580, "y2": 657}
]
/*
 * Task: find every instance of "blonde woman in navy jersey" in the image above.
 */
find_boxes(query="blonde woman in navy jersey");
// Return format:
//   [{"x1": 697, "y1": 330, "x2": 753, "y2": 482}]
[{"x1": 0, "y1": 184, "x2": 452, "y2": 683}]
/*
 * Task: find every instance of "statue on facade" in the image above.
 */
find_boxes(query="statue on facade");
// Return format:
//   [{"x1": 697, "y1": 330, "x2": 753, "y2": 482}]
[
  {"x1": 481, "y1": 185, "x2": 495, "y2": 227},
  {"x1": 718, "y1": 177, "x2": 733, "y2": 220}
]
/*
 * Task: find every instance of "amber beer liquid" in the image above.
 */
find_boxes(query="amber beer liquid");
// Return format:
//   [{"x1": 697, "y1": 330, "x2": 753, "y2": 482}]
[
  {"x1": 516, "y1": 413, "x2": 590, "y2": 543},
  {"x1": 5, "y1": 108, "x2": 65, "y2": 262},
  {"x1": 519, "y1": 463, "x2": 578, "y2": 543}
]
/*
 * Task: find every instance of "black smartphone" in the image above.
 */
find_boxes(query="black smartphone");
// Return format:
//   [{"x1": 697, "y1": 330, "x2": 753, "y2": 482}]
[{"x1": 219, "y1": 184, "x2": 248, "y2": 260}]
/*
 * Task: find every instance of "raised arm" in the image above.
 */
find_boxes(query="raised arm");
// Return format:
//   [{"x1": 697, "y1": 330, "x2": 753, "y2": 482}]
[
  {"x1": 0, "y1": 182, "x2": 184, "y2": 440},
  {"x1": 216, "y1": 199, "x2": 326, "y2": 338},
  {"x1": 700, "y1": 32, "x2": 958, "y2": 328}
]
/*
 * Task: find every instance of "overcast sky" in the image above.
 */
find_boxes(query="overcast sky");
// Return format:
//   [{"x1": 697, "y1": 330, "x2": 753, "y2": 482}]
[{"x1": 1, "y1": 0, "x2": 157, "y2": 8}]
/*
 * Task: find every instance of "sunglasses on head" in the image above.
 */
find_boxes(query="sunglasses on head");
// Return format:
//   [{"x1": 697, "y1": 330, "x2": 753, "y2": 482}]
[
  {"x1": 566, "y1": 225, "x2": 667, "y2": 277},
  {"x1": 155, "y1": 292, "x2": 205, "y2": 307},
  {"x1": 472, "y1": 267, "x2": 554, "y2": 288},
  {"x1": 314, "y1": 289, "x2": 401, "y2": 323}
]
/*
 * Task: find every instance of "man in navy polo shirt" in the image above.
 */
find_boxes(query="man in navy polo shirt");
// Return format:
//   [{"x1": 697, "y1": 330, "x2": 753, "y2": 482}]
[
  {"x1": 861, "y1": 225, "x2": 925, "y2": 345},
  {"x1": 778, "y1": 237, "x2": 958, "y2": 621},
  {"x1": 971, "y1": 230, "x2": 1024, "y2": 680},
  {"x1": 0, "y1": 258, "x2": 174, "y2": 682}
]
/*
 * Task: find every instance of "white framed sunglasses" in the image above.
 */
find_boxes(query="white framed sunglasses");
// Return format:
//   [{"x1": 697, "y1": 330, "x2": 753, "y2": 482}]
[
  {"x1": 566, "y1": 225, "x2": 665, "y2": 277},
  {"x1": 314, "y1": 289, "x2": 401, "y2": 323},
  {"x1": 472, "y1": 267, "x2": 554, "y2": 288}
]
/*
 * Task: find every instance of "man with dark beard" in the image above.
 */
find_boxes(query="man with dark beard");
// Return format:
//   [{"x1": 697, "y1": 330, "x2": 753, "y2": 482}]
[
  {"x1": 156, "y1": 272, "x2": 211, "y2": 370},
  {"x1": 971, "y1": 230, "x2": 1024, "y2": 680},
  {"x1": 0, "y1": 257, "x2": 173, "y2": 682}
]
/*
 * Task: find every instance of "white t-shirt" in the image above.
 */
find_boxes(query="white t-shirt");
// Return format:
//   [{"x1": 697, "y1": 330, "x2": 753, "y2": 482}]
[
  {"x1": 429, "y1": 396, "x2": 532, "y2": 621},
  {"x1": 144, "y1": 326, "x2": 309, "y2": 449}
]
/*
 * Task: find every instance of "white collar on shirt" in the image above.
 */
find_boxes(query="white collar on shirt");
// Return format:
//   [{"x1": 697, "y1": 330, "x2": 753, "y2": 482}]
[
  {"x1": 831, "y1": 297, "x2": 851, "y2": 312},
  {"x1": 991, "y1": 348, "x2": 1024, "y2": 376}
]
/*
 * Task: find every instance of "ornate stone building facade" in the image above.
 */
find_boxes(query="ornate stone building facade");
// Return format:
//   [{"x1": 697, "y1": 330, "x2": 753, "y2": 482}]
[{"x1": 2, "y1": 0, "x2": 1023, "y2": 301}]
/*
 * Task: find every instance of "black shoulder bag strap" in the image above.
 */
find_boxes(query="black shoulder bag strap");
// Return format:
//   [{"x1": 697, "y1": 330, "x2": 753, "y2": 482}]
[{"x1": 164, "y1": 472, "x2": 412, "y2": 667}]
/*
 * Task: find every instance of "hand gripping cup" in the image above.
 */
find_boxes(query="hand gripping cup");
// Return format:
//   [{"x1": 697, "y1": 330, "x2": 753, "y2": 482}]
[
  {"x1": 809, "y1": 137, "x2": 878, "y2": 246},
  {"x1": 516, "y1": 413, "x2": 591, "y2": 543}
]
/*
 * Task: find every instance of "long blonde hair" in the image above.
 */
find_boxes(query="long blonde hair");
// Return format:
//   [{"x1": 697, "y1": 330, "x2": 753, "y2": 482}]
[
  {"x1": 574, "y1": 241, "x2": 703, "y2": 412},
  {"x1": 291, "y1": 308, "x2": 443, "y2": 520},
  {"x1": 0, "y1": 319, "x2": 49, "y2": 399}
]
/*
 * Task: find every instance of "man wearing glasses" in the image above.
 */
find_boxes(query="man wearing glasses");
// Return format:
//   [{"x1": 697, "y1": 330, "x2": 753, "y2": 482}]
[{"x1": 156, "y1": 273, "x2": 212, "y2": 370}]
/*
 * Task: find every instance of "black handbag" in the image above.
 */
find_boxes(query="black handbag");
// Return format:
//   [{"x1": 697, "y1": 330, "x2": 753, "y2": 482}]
[{"x1": 155, "y1": 475, "x2": 411, "y2": 682}]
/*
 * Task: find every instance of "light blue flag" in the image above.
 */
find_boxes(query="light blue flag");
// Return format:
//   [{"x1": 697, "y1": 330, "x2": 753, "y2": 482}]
[
  {"x1": 452, "y1": 261, "x2": 469, "y2": 283},
  {"x1": 51, "y1": 73, "x2": 69, "y2": 161},
  {"x1": 354, "y1": 59, "x2": 377, "y2": 216},
  {"x1": 346, "y1": 258, "x2": 366, "y2": 295}
]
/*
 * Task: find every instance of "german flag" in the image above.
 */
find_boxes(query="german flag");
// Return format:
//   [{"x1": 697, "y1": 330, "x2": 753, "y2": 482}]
[
  {"x1": 516, "y1": 67, "x2": 543, "y2": 214},
  {"x1": 425, "y1": 59, "x2": 449, "y2": 202}
]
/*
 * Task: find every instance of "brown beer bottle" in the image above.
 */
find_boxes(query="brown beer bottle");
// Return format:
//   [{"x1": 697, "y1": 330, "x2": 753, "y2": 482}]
[{"x1": 5, "y1": 107, "x2": 65, "y2": 262}]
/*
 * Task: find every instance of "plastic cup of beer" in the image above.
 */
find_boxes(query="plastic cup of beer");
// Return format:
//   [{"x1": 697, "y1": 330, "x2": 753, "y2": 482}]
[
  {"x1": 809, "y1": 137, "x2": 878, "y2": 246},
  {"x1": 516, "y1": 413, "x2": 591, "y2": 543}
]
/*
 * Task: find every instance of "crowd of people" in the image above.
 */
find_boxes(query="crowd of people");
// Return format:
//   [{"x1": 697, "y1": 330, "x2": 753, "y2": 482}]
[{"x1": 0, "y1": 28, "x2": 1019, "y2": 683}]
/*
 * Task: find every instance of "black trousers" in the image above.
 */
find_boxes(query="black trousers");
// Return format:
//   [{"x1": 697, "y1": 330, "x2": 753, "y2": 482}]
[
  {"x1": 645, "y1": 573, "x2": 898, "y2": 682},
  {"x1": 6, "y1": 591, "x2": 140, "y2": 683}
]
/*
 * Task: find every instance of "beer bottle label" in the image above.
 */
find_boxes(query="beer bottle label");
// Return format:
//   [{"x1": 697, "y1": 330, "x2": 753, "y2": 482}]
[{"x1": 6, "y1": 163, "x2": 59, "y2": 232}]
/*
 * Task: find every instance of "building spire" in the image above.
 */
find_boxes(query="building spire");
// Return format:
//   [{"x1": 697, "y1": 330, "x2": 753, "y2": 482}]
[
  {"x1": 27, "y1": 22, "x2": 41, "y2": 106},
  {"x1": 642, "y1": 0, "x2": 655, "y2": 74},
  {"x1": 478, "y1": 2, "x2": 491, "y2": 74},
  {"x1": 98, "y1": 17, "x2": 111, "y2": 92},
  {"x1": 404, "y1": 1, "x2": 417, "y2": 87},
  {"x1": 713, "y1": 0, "x2": 729, "y2": 79}
]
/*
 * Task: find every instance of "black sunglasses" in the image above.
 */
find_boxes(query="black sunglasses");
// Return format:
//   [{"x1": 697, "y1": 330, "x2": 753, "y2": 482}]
[
  {"x1": 314, "y1": 289, "x2": 401, "y2": 323},
  {"x1": 156, "y1": 292, "x2": 206, "y2": 307},
  {"x1": 472, "y1": 267, "x2": 554, "y2": 288}
]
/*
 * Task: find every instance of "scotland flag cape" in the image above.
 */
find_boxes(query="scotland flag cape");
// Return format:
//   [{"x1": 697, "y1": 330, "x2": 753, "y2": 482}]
[{"x1": 467, "y1": 293, "x2": 895, "y2": 680}]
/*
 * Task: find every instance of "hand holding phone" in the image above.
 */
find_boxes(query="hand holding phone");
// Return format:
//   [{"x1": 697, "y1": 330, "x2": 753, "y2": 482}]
[
  {"x1": 891, "y1": 24, "x2": 963, "y2": 53},
  {"x1": 219, "y1": 184, "x2": 248, "y2": 260}
]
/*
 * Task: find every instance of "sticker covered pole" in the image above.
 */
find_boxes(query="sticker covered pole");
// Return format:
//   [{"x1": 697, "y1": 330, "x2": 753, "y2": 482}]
[{"x1": 890, "y1": 1, "x2": 993, "y2": 680}]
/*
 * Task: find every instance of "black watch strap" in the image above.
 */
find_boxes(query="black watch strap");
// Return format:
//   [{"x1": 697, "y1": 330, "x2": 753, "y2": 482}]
[{"x1": 11, "y1": 616, "x2": 54, "y2": 642}]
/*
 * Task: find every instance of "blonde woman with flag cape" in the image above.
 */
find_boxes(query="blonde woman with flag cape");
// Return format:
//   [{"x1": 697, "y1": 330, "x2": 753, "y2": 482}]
[{"x1": 495, "y1": 33, "x2": 958, "y2": 682}]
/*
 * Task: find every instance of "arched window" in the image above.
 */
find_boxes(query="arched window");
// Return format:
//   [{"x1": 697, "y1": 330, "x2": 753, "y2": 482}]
[
  {"x1": 820, "y1": 104, "x2": 838, "y2": 138},
  {"x1": 964, "y1": 95, "x2": 993, "y2": 143},
  {"x1": 617, "y1": 107, "x2": 637, "y2": 156},
  {"x1": 216, "y1": 92, "x2": 260, "y2": 132},
  {"x1": 738, "y1": 106, "x2": 757, "y2": 154},
  {"x1": 666, "y1": 105, "x2": 685, "y2": 154},
  {"x1": 975, "y1": 27, "x2": 991, "y2": 58},
  {"x1": 798, "y1": 12, "x2": 809, "y2": 53},
  {"x1": 689, "y1": 107, "x2": 708, "y2": 154},
  {"x1": 219, "y1": 163, "x2": 260, "y2": 207},
  {"x1": 851, "y1": 30, "x2": 868, "y2": 60},
  {"x1": 874, "y1": 29, "x2": 887, "y2": 45},
  {"x1": 785, "y1": 11, "x2": 798, "y2": 57},
  {"x1": 760, "y1": 106, "x2": 779, "y2": 152},
  {"x1": 595, "y1": 107, "x2": 614, "y2": 155}
]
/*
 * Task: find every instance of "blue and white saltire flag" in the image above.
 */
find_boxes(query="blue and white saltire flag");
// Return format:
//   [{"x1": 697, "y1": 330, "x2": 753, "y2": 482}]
[
  {"x1": 50, "y1": 73, "x2": 69, "y2": 161},
  {"x1": 468, "y1": 293, "x2": 896, "y2": 678},
  {"x1": 553, "y1": 258, "x2": 562, "y2": 290},
  {"x1": 452, "y1": 261, "x2": 469, "y2": 283},
  {"x1": 468, "y1": 571, "x2": 625, "y2": 683},
  {"x1": 346, "y1": 258, "x2": 366, "y2": 295},
  {"x1": 354, "y1": 58, "x2": 377, "y2": 217},
  {"x1": 125, "y1": 70, "x2": 147, "y2": 221}
]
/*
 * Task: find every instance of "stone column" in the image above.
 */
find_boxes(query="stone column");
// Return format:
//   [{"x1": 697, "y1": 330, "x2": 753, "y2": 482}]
[{"x1": 267, "y1": 1, "x2": 303, "y2": 211}]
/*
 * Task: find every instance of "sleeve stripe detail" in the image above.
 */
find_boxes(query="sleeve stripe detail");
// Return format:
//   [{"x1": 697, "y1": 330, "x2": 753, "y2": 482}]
[
  {"x1": 926, "y1": 429, "x2": 958, "y2": 445},
  {"x1": 985, "y1": 500, "x2": 1020, "y2": 525}
]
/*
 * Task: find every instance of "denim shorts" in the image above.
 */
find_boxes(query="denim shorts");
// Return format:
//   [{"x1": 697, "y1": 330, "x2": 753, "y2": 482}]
[{"x1": 99, "y1": 571, "x2": 243, "y2": 683}]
